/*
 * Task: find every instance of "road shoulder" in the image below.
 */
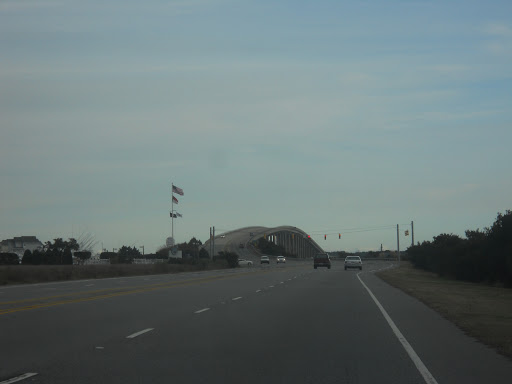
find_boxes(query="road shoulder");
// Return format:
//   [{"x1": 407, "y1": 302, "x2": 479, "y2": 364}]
[{"x1": 358, "y1": 266, "x2": 512, "y2": 384}]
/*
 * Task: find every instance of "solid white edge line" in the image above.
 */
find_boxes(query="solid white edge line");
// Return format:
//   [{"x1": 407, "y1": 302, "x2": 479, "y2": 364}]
[
  {"x1": 0, "y1": 373, "x2": 38, "y2": 384},
  {"x1": 357, "y1": 273, "x2": 439, "y2": 384},
  {"x1": 126, "y1": 328, "x2": 154, "y2": 339},
  {"x1": 195, "y1": 308, "x2": 210, "y2": 314},
  {"x1": 232, "y1": 296, "x2": 242, "y2": 301}
]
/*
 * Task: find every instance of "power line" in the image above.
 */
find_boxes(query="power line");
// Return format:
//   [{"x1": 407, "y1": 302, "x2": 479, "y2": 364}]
[{"x1": 308, "y1": 225, "x2": 396, "y2": 236}]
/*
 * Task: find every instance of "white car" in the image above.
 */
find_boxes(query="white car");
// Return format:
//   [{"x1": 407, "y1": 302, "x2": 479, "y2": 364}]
[
  {"x1": 344, "y1": 255, "x2": 362, "y2": 270},
  {"x1": 276, "y1": 256, "x2": 286, "y2": 264},
  {"x1": 238, "y1": 258, "x2": 253, "y2": 267},
  {"x1": 260, "y1": 256, "x2": 270, "y2": 264}
]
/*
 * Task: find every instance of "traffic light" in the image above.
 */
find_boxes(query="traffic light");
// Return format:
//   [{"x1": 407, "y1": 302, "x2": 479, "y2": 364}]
[
  {"x1": 307, "y1": 235, "x2": 311, "y2": 239},
  {"x1": 324, "y1": 234, "x2": 326, "y2": 240},
  {"x1": 339, "y1": 233, "x2": 341, "y2": 239}
]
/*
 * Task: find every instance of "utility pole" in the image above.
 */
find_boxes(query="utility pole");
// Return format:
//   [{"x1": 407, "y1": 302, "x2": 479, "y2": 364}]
[
  {"x1": 411, "y1": 221, "x2": 414, "y2": 247},
  {"x1": 210, "y1": 226, "x2": 215, "y2": 259},
  {"x1": 396, "y1": 224, "x2": 400, "y2": 264}
]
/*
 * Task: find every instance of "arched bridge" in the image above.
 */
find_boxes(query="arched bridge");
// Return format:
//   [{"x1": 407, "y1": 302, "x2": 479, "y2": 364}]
[{"x1": 203, "y1": 226, "x2": 325, "y2": 259}]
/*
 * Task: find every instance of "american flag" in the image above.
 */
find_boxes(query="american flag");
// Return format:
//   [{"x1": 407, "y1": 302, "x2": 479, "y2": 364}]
[
  {"x1": 172, "y1": 185, "x2": 184, "y2": 196},
  {"x1": 172, "y1": 196, "x2": 178, "y2": 204}
]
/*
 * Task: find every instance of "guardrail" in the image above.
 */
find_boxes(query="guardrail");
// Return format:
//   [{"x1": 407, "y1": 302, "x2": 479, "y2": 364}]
[
  {"x1": 83, "y1": 259, "x2": 110, "y2": 265},
  {"x1": 133, "y1": 259, "x2": 166, "y2": 264}
]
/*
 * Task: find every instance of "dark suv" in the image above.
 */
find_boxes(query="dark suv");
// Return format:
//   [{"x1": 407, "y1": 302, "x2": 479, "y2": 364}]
[{"x1": 314, "y1": 253, "x2": 331, "y2": 269}]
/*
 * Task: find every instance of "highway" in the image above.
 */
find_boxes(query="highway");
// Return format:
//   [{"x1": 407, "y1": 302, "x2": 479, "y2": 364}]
[{"x1": 1, "y1": 260, "x2": 511, "y2": 383}]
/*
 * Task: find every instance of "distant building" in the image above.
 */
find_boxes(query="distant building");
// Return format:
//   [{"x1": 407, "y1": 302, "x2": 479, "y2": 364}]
[{"x1": 0, "y1": 236, "x2": 44, "y2": 258}]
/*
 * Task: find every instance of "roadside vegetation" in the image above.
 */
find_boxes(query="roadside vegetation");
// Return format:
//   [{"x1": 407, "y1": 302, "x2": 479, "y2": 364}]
[
  {"x1": 408, "y1": 210, "x2": 512, "y2": 287},
  {"x1": 376, "y1": 210, "x2": 512, "y2": 359},
  {"x1": 252, "y1": 237, "x2": 291, "y2": 257},
  {"x1": 0, "y1": 260, "x2": 229, "y2": 285},
  {"x1": 377, "y1": 262, "x2": 512, "y2": 359},
  {"x1": 0, "y1": 237, "x2": 237, "y2": 285}
]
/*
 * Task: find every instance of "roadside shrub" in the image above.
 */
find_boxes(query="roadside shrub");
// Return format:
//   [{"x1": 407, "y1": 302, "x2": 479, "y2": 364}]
[
  {"x1": 217, "y1": 251, "x2": 238, "y2": 268},
  {"x1": 199, "y1": 248, "x2": 210, "y2": 259},
  {"x1": 409, "y1": 210, "x2": 512, "y2": 287},
  {"x1": 0, "y1": 253, "x2": 20, "y2": 265}
]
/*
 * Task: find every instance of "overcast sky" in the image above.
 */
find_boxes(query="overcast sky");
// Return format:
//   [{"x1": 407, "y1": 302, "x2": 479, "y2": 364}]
[{"x1": 1, "y1": 0, "x2": 511, "y2": 253}]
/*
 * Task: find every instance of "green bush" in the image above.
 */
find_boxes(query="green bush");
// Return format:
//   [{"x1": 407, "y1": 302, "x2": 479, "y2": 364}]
[
  {"x1": 409, "y1": 210, "x2": 512, "y2": 287},
  {"x1": 216, "y1": 251, "x2": 238, "y2": 268},
  {"x1": 0, "y1": 253, "x2": 19, "y2": 265}
]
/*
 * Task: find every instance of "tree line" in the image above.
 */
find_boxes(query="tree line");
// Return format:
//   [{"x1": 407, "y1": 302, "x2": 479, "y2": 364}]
[
  {"x1": 408, "y1": 210, "x2": 512, "y2": 287},
  {"x1": 19, "y1": 238, "x2": 79, "y2": 265}
]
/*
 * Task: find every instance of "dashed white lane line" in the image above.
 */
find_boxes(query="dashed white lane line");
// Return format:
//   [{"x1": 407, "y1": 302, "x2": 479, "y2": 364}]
[
  {"x1": 280, "y1": 281, "x2": 284, "y2": 284},
  {"x1": 232, "y1": 296, "x2": 242, "y2": 301},
  {"x1": 126, "y1": 328, "x2": 154, "y2": 339},
  {"x1": 357, "y1": 273, "x2": 438, "y2": 384},
  {"x1": 269, "y1": 285, "x2": 274, "y2": 288},
  {"x1": 256, "y1": 289, "x2": 262, "y2": 293},
  {"x1": 85, "y1": 284, "x2": 94, "y2": 287},
  {"x1": 0, "y1": 373, "x2": 38, "y2": 384},
  {"x1": 195, "y1": 308, "x2": 210, "y2": 314}
]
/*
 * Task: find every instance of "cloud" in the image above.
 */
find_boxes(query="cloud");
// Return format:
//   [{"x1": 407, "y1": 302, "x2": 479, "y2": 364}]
[
  {"x1": 0, "y1": 0, "x2": 64, "y2": 12},
  {"x1": 481, "y1": 22, "x2": 512, "y2": 55},
  {"x1": 483, "y1": 22, "x2": 512, "y2": 37},
  {"x1": 421, "y1": 184, "x2": 479, "y2": 202}
]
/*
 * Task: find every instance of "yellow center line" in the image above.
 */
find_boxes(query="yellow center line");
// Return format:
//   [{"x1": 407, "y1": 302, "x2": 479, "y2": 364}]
[{"x1": 0, "y1": 269, "x2": 273, "y2": 316}]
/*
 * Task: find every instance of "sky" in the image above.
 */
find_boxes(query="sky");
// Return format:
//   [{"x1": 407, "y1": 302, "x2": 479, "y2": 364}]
[{"x1": 1, "y1": 0, "x2": 511, "y2": 254}]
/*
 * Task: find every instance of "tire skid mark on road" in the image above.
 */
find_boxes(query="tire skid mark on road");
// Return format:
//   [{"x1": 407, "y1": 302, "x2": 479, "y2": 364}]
[
  {"x1": 0, "y1": 373, "x2": 38, "y2": 384},
  {"x1": 126, "y1": 328, "x2": 154, "y2": 339}
]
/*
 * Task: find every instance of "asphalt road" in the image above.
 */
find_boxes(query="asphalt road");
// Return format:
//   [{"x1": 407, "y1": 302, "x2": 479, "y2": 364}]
[{"x1": 1, "y1": 260, "x2": 511, "y2": 383}]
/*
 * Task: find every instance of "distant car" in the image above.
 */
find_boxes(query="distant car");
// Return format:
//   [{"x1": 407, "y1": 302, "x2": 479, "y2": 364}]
[
  {"x1": 238, "y1": 258, "x2": 253, "y2": 267},
  {"x1": 220, "y1": 235, "x2": 226, "y2": 238},
  {"x1": 344, "y1": 255, "x2": 362, "y2": 270},
  {"x1": 260, "y1": 256, "x2": 270, "y2": 264},
  {"x1": 314, "y1": 253, "x2": 331, "y2": 269},
  {"x1": 276, "y1": 256, "x2": 286, "y2": 264}
]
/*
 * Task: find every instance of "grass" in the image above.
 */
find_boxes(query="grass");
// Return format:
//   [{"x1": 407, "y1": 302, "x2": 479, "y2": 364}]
[
  {"x1": 376, "y1": 262, "x2": 512, "y2": 359},
  {"x1": 0, "y1": 261, "x2": 230, "y2": 286}
]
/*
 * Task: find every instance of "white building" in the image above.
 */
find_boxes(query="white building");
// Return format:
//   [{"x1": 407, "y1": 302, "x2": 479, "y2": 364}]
[{"x1": 0, "y1": 236, "x2": 44, "y2": 258}]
